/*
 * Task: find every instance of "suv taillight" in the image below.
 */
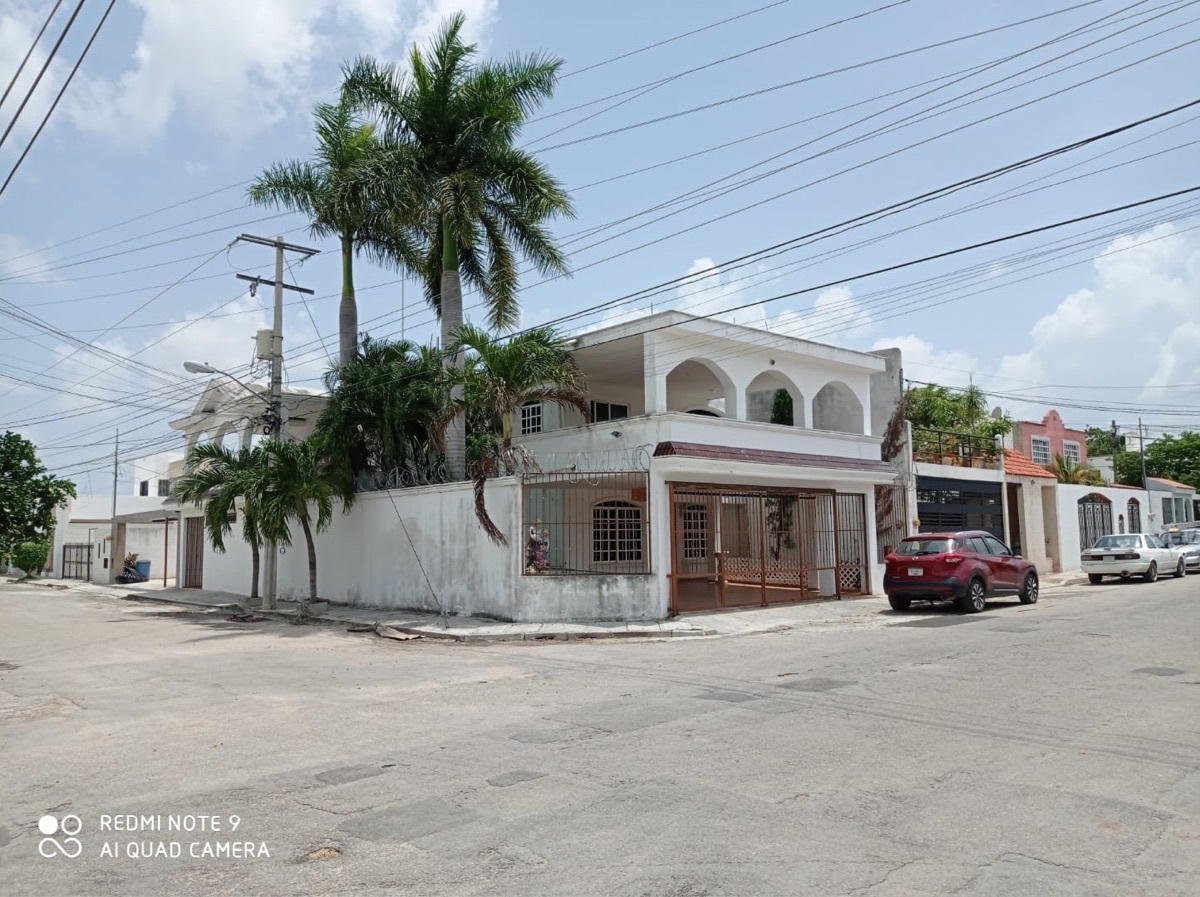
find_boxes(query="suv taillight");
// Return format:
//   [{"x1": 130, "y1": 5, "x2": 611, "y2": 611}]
[{"x1": 942, "y1": 553, "x2": 964, "y2": 565}]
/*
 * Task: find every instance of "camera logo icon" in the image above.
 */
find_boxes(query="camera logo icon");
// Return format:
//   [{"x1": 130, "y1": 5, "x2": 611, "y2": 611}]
[{"x1": 38, "y1": 815, "x2": 82, "y2": 858}]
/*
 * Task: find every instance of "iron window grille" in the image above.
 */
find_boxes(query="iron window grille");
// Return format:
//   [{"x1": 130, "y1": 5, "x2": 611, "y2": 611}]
[
  {"x1": 590, "y1": 401, "x2": 630, "y2": 423},
  {"x1": 592, "y1": 501, "x2": 643, "y2": 563},
  {"x1": 1063, "y1": 441, "x2": 1081, "y2": 463},
  {"x1": 520, "y1": 401, "x2": 543, "y2": 435},
  {"x1": 1030, "y1": 436, "x2": 1051, "y2": 466}
]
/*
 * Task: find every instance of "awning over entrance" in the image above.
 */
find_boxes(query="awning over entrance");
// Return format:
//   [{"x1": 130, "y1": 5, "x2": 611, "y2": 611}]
[{"x1": 654, "y1": 441, "x2": 895, "y2": 475}]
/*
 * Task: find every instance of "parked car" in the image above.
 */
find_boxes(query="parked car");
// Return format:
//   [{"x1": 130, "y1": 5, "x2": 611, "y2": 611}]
[
  {"x1": 883, "y1": 530, "x2": 1039, "y2": 614},
  {"x1": 1080, "y1": 533, "x2": 1184, "y2": 583},
  {"x1": 1159, "y1": 527, "x2": 1200, "y2": 573}
]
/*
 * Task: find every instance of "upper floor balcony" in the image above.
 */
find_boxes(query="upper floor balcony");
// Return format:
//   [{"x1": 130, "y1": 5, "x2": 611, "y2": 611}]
[{"x1": 911, "y1": 428, "x2": 1001, "y2": 470}]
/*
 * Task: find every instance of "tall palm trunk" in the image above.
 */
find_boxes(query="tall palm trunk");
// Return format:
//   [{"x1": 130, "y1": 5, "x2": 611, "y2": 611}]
[
  {"x1": 249, "y1": 542, "x2": 260, "y2": 602},
  {"x1": 339, "y1": 234, "x2": 358, "y2": 365},
  {"x1": 441, "y1": 225, "x2": 466, "y2": 480},
  {"x1": 299, "y1": 513, "x2": 318, "y2": 602}
]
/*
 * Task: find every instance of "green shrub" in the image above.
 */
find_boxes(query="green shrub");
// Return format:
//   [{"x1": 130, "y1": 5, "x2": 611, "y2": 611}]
[{"x1": 13, "y1": 542, "x2": 49, "y2": 576}]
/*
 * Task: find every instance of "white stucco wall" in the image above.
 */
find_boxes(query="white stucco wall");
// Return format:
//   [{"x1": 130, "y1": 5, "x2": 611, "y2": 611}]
[{"x1": 1054, "y1": 484, "x2": 1151, "y2": 572}]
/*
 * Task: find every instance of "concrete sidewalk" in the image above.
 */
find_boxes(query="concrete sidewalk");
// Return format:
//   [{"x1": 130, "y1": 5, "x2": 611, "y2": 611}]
[{"x1": 29, "y1": 570, "x2": 1089, "y2": 641}]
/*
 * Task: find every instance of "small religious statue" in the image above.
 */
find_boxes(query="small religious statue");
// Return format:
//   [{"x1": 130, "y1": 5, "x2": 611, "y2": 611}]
[{"x1": 525, "y1": 520, "x2": 550, "y2": 573}]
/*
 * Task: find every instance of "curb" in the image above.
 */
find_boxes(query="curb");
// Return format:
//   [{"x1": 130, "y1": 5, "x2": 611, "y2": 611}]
[{"x1": 112, "y1": 591, "x2": 716, "y2": 642}]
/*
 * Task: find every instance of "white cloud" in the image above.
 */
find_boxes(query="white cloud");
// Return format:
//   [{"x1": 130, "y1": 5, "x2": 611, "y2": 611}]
[
  {"x1": 870, "y1": 334, "x2": 979, "y2": 390},
  {"x1": 881, "y1": 221, "x2": 1200, "y2": 426},
  {"x1": 182, "y1": 160, "x2": 208, "y2": 176},
  {"x1": 0, "y1": 232, "x2": 54, "y2": 281},
  {"x1": 65, "y1": 0, "x2": 501, "y2": 147},
  {"x1": 0, "y1": 4, "x2": 65, "y2": 151}
]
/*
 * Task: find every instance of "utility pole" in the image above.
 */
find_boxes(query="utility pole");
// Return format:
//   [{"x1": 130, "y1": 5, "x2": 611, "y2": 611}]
[
  {"x1": 234, "y1": 235, "x2": 318, "y2": 609},
  {"x1": 1138, "y1": 417, "x2": 1148, "y2": 489},
  {"x1": 107, "y1": 429, "x2": 118, "y2": 584}
]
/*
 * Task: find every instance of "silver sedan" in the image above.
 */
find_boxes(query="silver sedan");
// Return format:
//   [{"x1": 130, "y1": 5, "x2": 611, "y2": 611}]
[
  {"x1": 1081, "y1": 533, "x2": 1185, "y2": 583},
  {"x1": 1161, "y1": 528, "x2": 1200, "y2": 572}
]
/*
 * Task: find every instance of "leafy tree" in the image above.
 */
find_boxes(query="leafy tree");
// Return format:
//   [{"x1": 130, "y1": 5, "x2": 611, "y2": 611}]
[
  {"x1": 769, "y1": 389, "x2": 793, "y2": 426},
  {"x1": 344, "y1": 14, "x2": 574, "y2": 479},
  {"x1": 1085, "y1": 425, "x2": 1125, "y2": 457},
  {"x1": 1048, "y1": 453, "x2": 1105, "y2": 486},
  {"x1": 904, "y1": 383, "x2": 1011, "y2": 459},
  {"x1": 0, "y1": 431, "x2": 75, "y2": 561},
  {"x1": 437, "y1": 324, "x2": 588, "y2": 543},
  {"x1": 172, "y1": 443, "x2": 269, "y2": 603},
  {"x1": 12, "y1": 541, "x2": 49, "y2": 577},
  {"x1": 317, "y1": 336, "x2": 446, "y2": 480},
  {"x1": 1113, "y1": 432, "x2": 1200, "y2": 489},
  {"x1": 256, "y1": 438, "x2": 356, "y2": 613},
  {"x1": 248, "y1": 93, "x2": 412, "y2": 364}
]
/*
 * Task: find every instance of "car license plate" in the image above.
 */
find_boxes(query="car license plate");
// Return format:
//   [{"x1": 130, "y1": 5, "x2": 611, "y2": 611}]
[
  {"x1": 907, "y1": 567, "x2": 923, "y2": 576},
  {"x1": 1104, "y1": 555, "x2": 1115, "y2": 561}
]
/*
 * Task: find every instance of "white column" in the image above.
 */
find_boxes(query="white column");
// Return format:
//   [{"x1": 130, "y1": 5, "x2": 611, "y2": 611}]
[{"x1": 643, "y1": 333, "x2": 668, "y2": 414}]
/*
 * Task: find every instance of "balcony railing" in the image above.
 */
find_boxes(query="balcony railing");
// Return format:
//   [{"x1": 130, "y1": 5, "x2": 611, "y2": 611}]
[{"x1": 912, "y1": 428, "x2": 1000, "y2": 469}]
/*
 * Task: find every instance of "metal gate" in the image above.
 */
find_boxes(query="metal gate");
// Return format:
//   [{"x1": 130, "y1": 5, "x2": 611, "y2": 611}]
[
  {"x1": 184, "y1": 517, "x2": 205, "y2": 588},
  {"x1": 61, "y1": 543, "x2": 91, "y2": 580},
  {"x1": 668, "y1": 484, "x2": 870, "y2": 614},
  {"x1": 1127, "y1": 497, "x2": 1142, "y2": 534},
  {"x1": 874, "y1": 483, "x2": 908, "y2": 561},
  {"x1": 1078, "y1": 493, "x2": 1113, "y2": 550}
]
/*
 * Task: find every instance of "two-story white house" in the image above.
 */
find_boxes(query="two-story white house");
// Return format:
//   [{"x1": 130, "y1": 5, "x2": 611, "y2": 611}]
[{"x1": 188, "y1": 312, "x2": 910, "y2": 622}]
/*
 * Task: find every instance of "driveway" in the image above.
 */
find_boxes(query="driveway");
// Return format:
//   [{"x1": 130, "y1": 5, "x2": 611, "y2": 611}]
[{"x1": 1, "y1": 575, "x2": 1197, "y2": 896}]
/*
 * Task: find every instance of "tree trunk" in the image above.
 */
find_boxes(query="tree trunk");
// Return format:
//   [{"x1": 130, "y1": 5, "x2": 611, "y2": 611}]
[
  {"x1": 338, "y1": 234, "x2": 358, "y2": 365},
  {"x1": 249, "y1": 541, "x2": 260, "y2": 602},
  {"x1": 441, "y1": 222, "x2": 466, "y2": 481},
  {"x1": 299, "y1": 514, "x2": 318, "y2": 603}
]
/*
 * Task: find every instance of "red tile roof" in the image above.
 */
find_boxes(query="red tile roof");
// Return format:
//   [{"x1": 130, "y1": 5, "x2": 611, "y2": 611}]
[
  {"x1": 1148, "y1": 476, "x2": 1197, "y2": 492},
  {"x1": 1003, "y1": 448, "x2": 1056, "y2": 479},
  {"x1": 654, "y1": 441, "x2": 896, "y2": 475}
]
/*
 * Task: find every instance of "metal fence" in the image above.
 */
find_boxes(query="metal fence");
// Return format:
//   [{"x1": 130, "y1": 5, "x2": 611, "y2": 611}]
[
  {"x1": 667, "y1": 484, "x2": 870, "y2": 613},
  {"x1": 874, "y1": 483, "x2": 909, "y2": 561},
  {"x1": 521, "y1": 471, "x2": 651, "y2": 575}
]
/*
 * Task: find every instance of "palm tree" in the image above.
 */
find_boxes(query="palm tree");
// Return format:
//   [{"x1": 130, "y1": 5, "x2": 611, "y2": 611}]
[
  {"x1": 247, "y1": 93, "x2": 421, "y2": 364},
  {"x1": 256, "y1": 437, "x2": 356, "y2": 613},
  {"x1": 316, "y1": 335, "x2": 446, "y2": 481},
  {"x1": 343, "y1": 14, "x2": 575, "y2": 478},
  {"x1": 172, "y1": 443, "x2": 268, "y2": 602},
  {"x1": 437, "y1": 324, "x2": 588, "y2": 543},
  {"x1": 1049, "y1": 453, "x2": 1105, "y2": 486}
]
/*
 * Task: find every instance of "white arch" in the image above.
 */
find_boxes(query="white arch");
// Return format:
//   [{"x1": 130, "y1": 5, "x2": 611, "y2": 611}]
[
  {"x1": 666, "y1": 357, "x2": 739, "y2": 419},
  {"x1": 812, "y1": 380, "x2": 865, "y2": 434},
  {"x1": 744, "y1": 370, "x2": 805, "y2": 427}
]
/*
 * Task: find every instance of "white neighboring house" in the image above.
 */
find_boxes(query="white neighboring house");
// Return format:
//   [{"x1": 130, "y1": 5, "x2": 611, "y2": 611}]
[
  {"x1": 194, "y1": 311, "x2": 910, "y2": 622},
  {"x1": 1146, "y1": 477, "x2": 1197, "y2": 529},
  {"x1": 52, "y1": 494, "x2": 179, "y2": 584},
  {"x1": 167, "y1": 376, "x2": 327, "y2": 589}
]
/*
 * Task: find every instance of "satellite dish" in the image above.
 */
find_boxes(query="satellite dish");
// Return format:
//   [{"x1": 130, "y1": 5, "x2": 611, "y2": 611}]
[{"x1": 990, "y1": 406, "x2": 1003, "y2": 418}]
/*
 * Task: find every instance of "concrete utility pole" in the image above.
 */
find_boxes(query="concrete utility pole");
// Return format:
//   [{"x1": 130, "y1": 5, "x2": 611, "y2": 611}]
[
  {"x1": 1138, "y1": 417, "x2": 1148, "y2": 489},
  {"x1": 234, "y1": 235, "x2": 318, "y2": 609},
  {"x1": 107, "y1": 429, "x2": 118, "y2": 583}
]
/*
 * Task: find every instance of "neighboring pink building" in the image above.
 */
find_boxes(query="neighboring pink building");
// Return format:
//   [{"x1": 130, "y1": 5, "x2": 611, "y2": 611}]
[{"x1": 1011, "y1": 410, "x2": 1088, "y2": 468}]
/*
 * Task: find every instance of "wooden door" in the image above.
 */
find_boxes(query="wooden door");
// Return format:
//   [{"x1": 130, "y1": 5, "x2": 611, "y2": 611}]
[{"x1": 184, "y1": 517, "x2": 205, "y2": 589}]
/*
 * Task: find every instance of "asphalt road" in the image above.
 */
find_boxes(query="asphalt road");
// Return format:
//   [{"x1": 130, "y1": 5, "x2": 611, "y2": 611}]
[{"x1": 2, "y1": 575, "x2": 1198, "y2": 897}]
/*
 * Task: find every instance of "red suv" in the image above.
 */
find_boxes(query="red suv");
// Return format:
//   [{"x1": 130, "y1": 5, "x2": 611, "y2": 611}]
[{"x1": 884, "y1": 530, "x2": 1039, "y2": 614}]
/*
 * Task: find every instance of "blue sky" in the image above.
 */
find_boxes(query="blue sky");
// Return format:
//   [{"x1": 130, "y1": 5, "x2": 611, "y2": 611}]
[{"x1": 1, "y1": 0, "x2": 1198, "y2": 489}]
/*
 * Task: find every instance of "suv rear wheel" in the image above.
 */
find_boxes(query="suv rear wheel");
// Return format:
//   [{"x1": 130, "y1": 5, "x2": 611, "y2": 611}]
[
  {"x1": 958, "y1": 578, "x2": 987, "y2": 614},
  {"x1": 1018, "y1": 572, "x2": 1039, "y2": 604},
  {"x1": 887, "y1": 595, "x2": 911, "y2": 612}
]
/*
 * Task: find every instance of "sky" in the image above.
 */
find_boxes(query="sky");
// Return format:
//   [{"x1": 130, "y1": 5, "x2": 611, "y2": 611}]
[{"x1": 1, "y1": 0, "x2": 1198, "y2": 491}]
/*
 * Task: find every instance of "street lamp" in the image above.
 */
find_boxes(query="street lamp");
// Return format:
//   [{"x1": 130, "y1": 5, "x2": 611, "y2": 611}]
[
  {"x1": 183, "y1": 362, "x2": 278, "y2": 436},
  {"x1": 182, "y1": 360, "x2": 282, "y2": 610}
]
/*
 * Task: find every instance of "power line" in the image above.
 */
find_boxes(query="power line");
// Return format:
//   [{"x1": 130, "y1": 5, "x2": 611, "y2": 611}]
[
  {"x1": 0, "y1": 0, "x2": 86, "y2": 152},
  {"x1": 0, "y1": 0, "x2": 118, "y2": 201},
  {"x1": 0, "y1": 0, "x2": 65, "y2": 113}
]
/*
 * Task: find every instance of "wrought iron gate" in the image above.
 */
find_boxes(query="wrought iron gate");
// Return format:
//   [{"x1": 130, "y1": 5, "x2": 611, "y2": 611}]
[
  {"x1": 184, "y1": 518, "x2": 205, "y2": 588},
  {"x1": 668, "y1": 484, "x2": 870, "y2": 614},
  {"x1": 1127, "y1": 497, "x2": 1142, "y2": 534},
  {"x1": 1078, "y1": 493, "x2": 1113, "y2": 550},
  {"x1": 61, "y1": 543, "x2": 91, "y2": 580}
]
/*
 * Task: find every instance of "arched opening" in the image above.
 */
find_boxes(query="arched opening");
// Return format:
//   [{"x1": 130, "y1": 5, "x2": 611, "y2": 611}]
[
  {"x1": 1078, "y1": 492, "x2": 1113, "y2": 550},
  {"x1": 812, "y1": 380, "x2": 864, "y2": 434},
  {"x1": 666, "y1": 358, "x2": 737, "y2": 418},
  {"x1": 1127, "y1": 497, "x2": 1141, "y2": 533},
  {"x1": 745, "y1": 371, "x2": 805, "y2": 427}
]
